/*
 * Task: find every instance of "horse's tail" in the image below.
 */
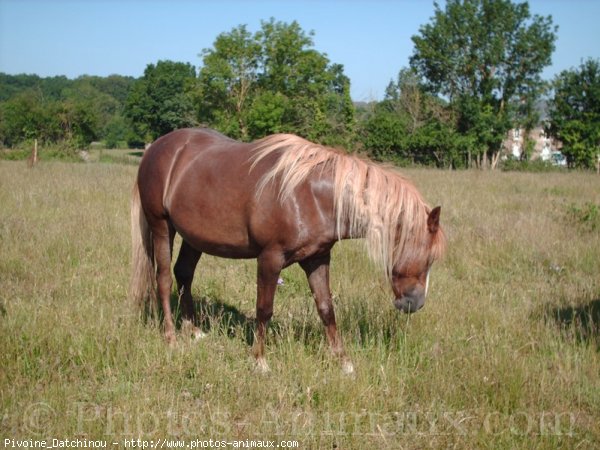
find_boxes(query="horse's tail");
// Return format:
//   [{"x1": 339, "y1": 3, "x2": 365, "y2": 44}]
[{"x1": 130, "y1": 181, "x2": 157, "y2": 314}]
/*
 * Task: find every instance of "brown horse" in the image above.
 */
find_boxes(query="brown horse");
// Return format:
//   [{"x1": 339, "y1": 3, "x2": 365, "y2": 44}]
[{"x1": 130, "y1": 128, "x2": 445, "y2": 373}]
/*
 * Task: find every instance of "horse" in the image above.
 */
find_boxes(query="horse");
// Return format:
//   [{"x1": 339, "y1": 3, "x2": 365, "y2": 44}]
[{"x1": 130, "y1": 128, "x2": 446, "y2": 373}]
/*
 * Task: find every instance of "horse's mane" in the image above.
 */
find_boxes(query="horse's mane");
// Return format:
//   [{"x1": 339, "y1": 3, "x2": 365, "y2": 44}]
[{"x1": 251, "y1": 134, "x2": 445, "y2": 278}]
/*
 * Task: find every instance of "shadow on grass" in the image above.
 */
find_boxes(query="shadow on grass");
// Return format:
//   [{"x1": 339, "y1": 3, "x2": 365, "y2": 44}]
[
  {"x1": 163, "y1": 292, "x2": 286, "y2": 347},
  {"x1": 195, "y1": 296, "x2": 256, "y2": 346},
  {"x1": 198, "y1": 297, "x2": 411, "y2": 350},
  {"x1": 127, "y1": 151, "x2": 144, "y2": 158},
  {"x1": 148, "y1": 291, "x2": 404, "y2": 351},
  {"x1": 136, "y1": 292, "x2": 307, "y2": 348},
  {"x1": 147, "y1": 292, "x2": 255, "y2": 345},
  {"x1": 546, "y1": 299, "x2": 600, "y2": 350},
  {"x1": 191, "y1": 296, "x2": 409, "y2": 351}
]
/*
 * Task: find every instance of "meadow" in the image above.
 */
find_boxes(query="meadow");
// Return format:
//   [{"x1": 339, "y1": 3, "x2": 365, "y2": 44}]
[{"x1": 1, "y1": 156, "x2": 599, "y2": 449}]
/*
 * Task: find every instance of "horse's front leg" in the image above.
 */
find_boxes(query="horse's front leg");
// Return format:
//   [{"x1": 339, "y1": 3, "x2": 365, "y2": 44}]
[
  {"x1": 253, "y1": 251, "x2": 283, "y2": 373},
  {"x1": 301, "y1": 253, "x2": 354, "y2": 375}
]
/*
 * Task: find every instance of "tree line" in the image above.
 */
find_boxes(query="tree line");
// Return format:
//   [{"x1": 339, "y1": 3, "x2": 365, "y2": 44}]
[
  {"x1": 1, "y1": 2, "x2": 599, "y2": 169},
  {"x1": 0, "y1": 73, "x2": 135, "y2": 152}
]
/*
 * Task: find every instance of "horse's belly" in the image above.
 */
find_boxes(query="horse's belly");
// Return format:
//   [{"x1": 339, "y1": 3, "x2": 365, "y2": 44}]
[
  {"x1": 172, "y1": 216, "x2": 259, "y2": 259},
  {"x1": 189, "y1": 240, "x2": 259, "y2": 259}
]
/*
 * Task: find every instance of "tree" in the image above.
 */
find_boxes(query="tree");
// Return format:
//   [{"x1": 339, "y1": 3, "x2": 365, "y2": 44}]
[
  {"x1": 548, "y1": 59, "x2": 600, "y2": 169},
  {"x1": 80, "y1": 75, "x2": 136, "y2": 105},
  {"x1": 197, "y1": 25, "x2": 261, "y2": 139},
  {"x1": 410, "y1": 0, "x2": 557, "y2": 168},
  {"x1": 360, "y1": 68, "x2": 465, "y2": 168},
  {"x1": 125, "y1": 61, "x2": 198, "y2": 142},
  {"x1": 197, "y1": 19, "x2": 355, "y2": 146},
  {"x1": 62, "y1": 80, "x2": 122, "y2": 147},
  {"x1": 103, "y1": 114, "x2": 129, "y2": 149},
  {"x1": 0, "y1": 73, "x2": 70, "y2": 102},
  {"x1": 360, "y1": 105, "x2": 409, "y2": 162},
  {"x1": 0, "y1": 88, "x2": 71, "y2": 147},
  {"x1": 0, "y1": 73, "x2": 136, "y2": 150}
]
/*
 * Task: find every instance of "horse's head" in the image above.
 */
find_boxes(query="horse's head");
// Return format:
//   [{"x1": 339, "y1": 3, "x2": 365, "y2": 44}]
[{"x1": 391, "y1": 206, "x2": 444, "y2": 314}]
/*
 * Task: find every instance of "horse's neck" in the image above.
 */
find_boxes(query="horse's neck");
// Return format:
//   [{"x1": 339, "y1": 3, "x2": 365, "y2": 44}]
[{"x1": 334, "y1": 210, "x2": 370, "y2": 241}]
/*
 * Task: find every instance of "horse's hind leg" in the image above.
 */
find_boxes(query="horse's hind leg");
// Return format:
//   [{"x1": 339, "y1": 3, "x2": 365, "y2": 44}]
[
  {"x1": 300, "y1": 253, "x2": 354, "y2": 375},
  {"x1": 174, "y1": 240, "x2": 204, "y2": 340},
  {"x1": 253, "y1": 251, "x2": 283, "y2": 373},
  {"x1": 151, "y1": 219, "x2": 176, "y2": 344}
]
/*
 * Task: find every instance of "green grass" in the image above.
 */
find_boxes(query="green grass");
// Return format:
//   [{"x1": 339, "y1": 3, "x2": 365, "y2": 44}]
[{"x1": 1, "y1": 160, "x2": 599, "y2": 449}]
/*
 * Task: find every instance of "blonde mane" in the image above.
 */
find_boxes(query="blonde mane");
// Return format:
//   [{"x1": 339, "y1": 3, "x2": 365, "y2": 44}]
[{"x1": 251, "y1": 134, "x2": 445, "y2": 278}]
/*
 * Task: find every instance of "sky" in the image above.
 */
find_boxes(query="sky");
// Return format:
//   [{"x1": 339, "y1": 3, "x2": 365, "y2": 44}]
[{"x1": 1, "y1": 0, "x2": 600, "y2": 101}]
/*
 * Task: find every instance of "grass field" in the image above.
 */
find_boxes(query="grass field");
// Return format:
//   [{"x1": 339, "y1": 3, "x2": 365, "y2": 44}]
[{"x1": 1, "y1": 157, "x2": 599, "y2": 449}]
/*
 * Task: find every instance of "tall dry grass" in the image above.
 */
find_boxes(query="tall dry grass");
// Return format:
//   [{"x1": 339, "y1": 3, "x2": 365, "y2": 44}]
[{"x1": 1, "y1": 159, "x2": 599, "y2": 448}]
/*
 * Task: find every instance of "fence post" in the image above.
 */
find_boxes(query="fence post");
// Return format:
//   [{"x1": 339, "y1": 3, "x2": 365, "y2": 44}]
[{"x1": 27, "y1": 139, "x2": 38, "y2": 168}]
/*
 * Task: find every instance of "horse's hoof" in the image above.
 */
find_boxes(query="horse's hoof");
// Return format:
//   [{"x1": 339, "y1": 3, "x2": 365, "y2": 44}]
[
  {"x1": 255, "y1": 357, "x2": 271, "y2": 374},
  {"x1": 191, "y1": 328, "x2": 207, "y2": 340},
  {"x1": 181, "y1": 320, "x2": 206, "y2": 341},
  {"x1": 341, "y1": 359, "x2": 355, "y2": 376},
  {"x1": 165, "y1": 332, "x2": 177, "y2": 347}
]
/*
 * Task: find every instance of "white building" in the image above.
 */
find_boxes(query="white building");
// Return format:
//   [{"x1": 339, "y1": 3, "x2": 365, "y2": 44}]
[{"x1": 503, "y1": 125, "x2": 563, "y2": 164}]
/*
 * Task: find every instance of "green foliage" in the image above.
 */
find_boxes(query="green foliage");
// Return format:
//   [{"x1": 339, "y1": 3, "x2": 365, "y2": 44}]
[
  {"x1": 97, "y1": 151, "x2": 140, "y2": 165},
  {"x1": 500, "y1": 156, "x2": 562, "y2": 172},
  {"x1": 405, "y1": 118, "x2": 468, "y2": 168},
  {"x1": 0, "y1": 73, "x2": 136, "y2": 151},
  {"x1": 0, "y1": 141, "x2": 81, "y2": 162},
  {"x1": 103, "y1": 114, "x2": 130, "y2": 149},
  {"x1": 360, "y1": 106, "x2": 408, "y2": 162},
  {"x1": 0, "y1": 89, "x2": 63, "y2": 146},
  {"x1": 567, "y1": 202, "x2": 600, "y2": 232},
  {"x1": 36, "y1": 143, "x2": 81, "y2": 162},
  {"x1": 548, "y1": 59, "x2": 600, "y2": 169},
  {"x1": 197, "y1": 24, "x2": 261, "y2": 138},
  {"x1": 410, "y1": 0, "x2": 557, "y2": 167},
  {"x1": 359, "y1": 68, "x2": 466, "y2": 168},
  {"x1": 0, "y1": 147, "x2": 31, "y2": 161},
  {"x1": 247, "y1": 91, "x2": 288, "y2": 137},
  {"x1": 125, "y1": 61, "x2": 198, "y2": 142},
  {"x1": 0, "y1": 73, "x2": 70, "y2": 102},
  {"x1": 197, "y1": 19, "x2": 355, "y2": 146},
  {"x1": 80, "y1": 74, "x2": 136, "y2": 104}
]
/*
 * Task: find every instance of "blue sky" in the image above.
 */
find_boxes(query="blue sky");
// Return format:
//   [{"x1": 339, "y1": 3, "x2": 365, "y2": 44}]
[{"x1": 1, "y1": 0, "x2": 599, "y2": 101}]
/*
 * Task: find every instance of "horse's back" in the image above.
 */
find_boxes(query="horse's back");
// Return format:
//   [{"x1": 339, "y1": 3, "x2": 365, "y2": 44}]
[
  {"x1": 140, "y1": 128, "x2": 238, "y2": 171},
  {"x1": 137, "y1": 128, "x2": 248, "y2": 212}
]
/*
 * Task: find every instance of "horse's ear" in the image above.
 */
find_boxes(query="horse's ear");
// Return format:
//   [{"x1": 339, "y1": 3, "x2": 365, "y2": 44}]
[{"x1": 427, "y1": 206, "x2": 441, "y2": 234}]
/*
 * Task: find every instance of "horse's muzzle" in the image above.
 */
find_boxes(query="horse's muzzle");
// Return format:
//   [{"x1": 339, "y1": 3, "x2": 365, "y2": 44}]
[{"x1": 393, "y1": 295, "x2": 425, "y2": 314}]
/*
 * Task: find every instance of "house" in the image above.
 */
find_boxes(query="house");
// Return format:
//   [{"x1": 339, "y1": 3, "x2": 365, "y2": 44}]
[{"x1": 502, "y1": 125, "x2": 564, "y2": 164}]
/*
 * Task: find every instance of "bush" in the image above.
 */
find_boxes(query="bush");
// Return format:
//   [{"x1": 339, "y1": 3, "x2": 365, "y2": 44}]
[
  {"x1": 500, "y1": 157, "x2": 564, "y2": 172},
  {"x1": 98, "y1": 152, "x2": 139, "y2": 165},
  {"x1": 39, "y1": 145, "x2": 81, "y2": 162},
  {"x1": 0, "y1": 141, "x2": 82, "y2": 163},
  {"x1": 0, "y1": 148, "x2": 30, "y2": 161},
  {"x1": 567, "y1": 202, "x2": 600, "y2": 232}
]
